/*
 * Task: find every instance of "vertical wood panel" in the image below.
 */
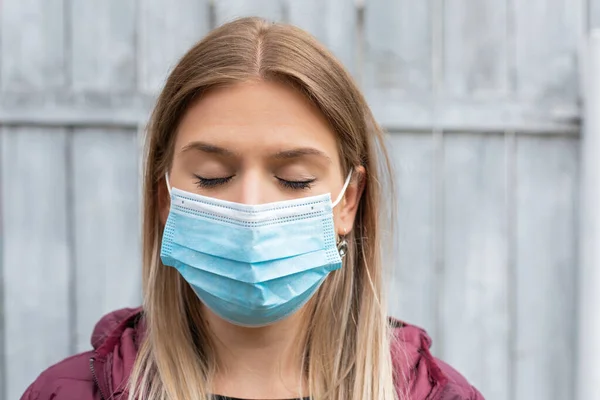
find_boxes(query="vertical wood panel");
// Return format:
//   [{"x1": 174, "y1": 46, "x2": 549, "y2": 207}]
[
  {"x1": 0, "y1": 0, "x2": 66, "y2": 90},
  {"x1": 363, "y1": 0, "x2": 432, "y2": 125},
  {"x1": 577, "y1": 30, "x2": 600, "y2": 400},
  {"x1": 72, "y1": 129, "x2": 141, "y2": 352},
  {"x1": 287, "y1": 0, "x2": 357, "y2": 77},
  {"x1": 441, "y1": 133, "x2": 510, "y2": 400},
  {"x1": 1, "y1": 128, "x2": 70, "y2": 400},
  {"x1": 591, "y1": 0, "x2": 600, "y2": 30},
  {"x1": 386, "y1": 133, "x2": 437, "y2": 334},
  {"x1": 70, "y1": 0, "x2": 136, "y2": 91},
  {"x1": 138, "y1": 0, "x2": 210, "y2": 94},
  {"x1": 444, "y1": 0, "x2": 508, "y2": 97},
  {"x1": 364, "y1": 0, "x2": 431, "y2": 93},
  {"x1": 515, "y1": 136, "x2": 578, "y2": 400},
  {"x1": 214, "y1": 0, "x2": 285, "y2": 26},
  {"x1": 0, "y1": 131, "x2": 5, "y2": 400},
  {"x1": 514, "y1": 0, "x2": 583, "y2": 102}
]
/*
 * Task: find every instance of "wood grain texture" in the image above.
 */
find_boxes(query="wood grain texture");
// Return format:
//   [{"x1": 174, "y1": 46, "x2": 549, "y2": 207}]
[
  {"x1": 0, "y1": 0, "x2": 66, "y2": 90},
  {"x1": 443, "y1": 0, "x2": 508, "y2": 97},
  {"x1": 363, "y1": 0, "x2": 432, "y2": 126},
  {"x1": 287, "y1": 0, "x2": 357, "y2": 77},
  {"x1": 0, "y1": 97, "x2": 580, "y2": 134},
  {"x1": 71, "y1": 129, "x2": 141, "y2": 352},
  {"x1": 591, "y1": 0, "x2": 600, "y2": 30},
  {"x1": 70, "y1": 0, "x2": 136, "y2": 92},
  {"x1": 214, "y1": 0, "x2": 284, "y2": 26},
  {"x1": 515, "y1": 136, "x2": 579, "y2": 400},
  {"x1": 138, "y1": 0, "x2": 210, "y2": 94},
  {"x1": 513, "y1": 0, "x2": 584, "y2": 103},
  {"x1": 576, "y1": 30, "x2": 600, "y2": 400},
  {"x1": 0, "y1": 130, "x2": 5, "y2": 400},
  {"x1": 441, "y1": 133, "x2": 510, "y2": 400},
  {"x1": 364, "y1": 0, "x2": 431, "y2": 93},
  {"x1": 1, "y1": 128, "x2": 71, "y2": 400},
  {"x1": 386, "y1": 133, "x2": 437, "y2": 335}
]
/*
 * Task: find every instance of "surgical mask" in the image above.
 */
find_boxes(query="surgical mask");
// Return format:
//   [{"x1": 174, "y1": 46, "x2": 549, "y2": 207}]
[{"x1": 160, "y1": 172, "x2": 352, "y2": 327}]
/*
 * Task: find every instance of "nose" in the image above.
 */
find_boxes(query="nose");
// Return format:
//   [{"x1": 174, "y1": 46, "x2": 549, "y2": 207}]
[{"x1": 236, "y1": 170, "x2": 264, "y2": 205}]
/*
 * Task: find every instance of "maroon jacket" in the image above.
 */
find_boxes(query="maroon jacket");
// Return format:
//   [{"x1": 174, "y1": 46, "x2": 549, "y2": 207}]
[{"x1": 21, "y1": 308, "x2": 484, "y2": 399}]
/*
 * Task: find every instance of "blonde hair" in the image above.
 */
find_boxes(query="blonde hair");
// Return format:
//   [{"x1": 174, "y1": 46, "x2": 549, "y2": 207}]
[{"x1": 129, "y1": 17, "x2": 400, "y2": 400}]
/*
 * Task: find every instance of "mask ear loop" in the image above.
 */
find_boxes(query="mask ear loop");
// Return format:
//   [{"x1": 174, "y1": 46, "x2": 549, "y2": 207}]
[
  {"x1": 165, "y1": 173, "x2": 172, "y2": 196},
  {"x1": 333, "y1": 170, "x2": 353, "y2": 259},
  {"x1": 332, "y1": 170, "x2": 353, "y2": 208}
]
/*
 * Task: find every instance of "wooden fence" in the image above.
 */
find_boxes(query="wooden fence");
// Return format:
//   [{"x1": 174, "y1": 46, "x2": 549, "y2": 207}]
[{"x1": 0, "y1": 0, "x2": 596, "y2": 399}]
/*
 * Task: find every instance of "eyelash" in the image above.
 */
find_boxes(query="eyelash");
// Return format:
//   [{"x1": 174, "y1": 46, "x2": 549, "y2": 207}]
[
  {"x1": 193, "y1": 175, "x2": 315, "y2": 190},
  {"x1": 276, "y1": 177, "x2": 315, "y2": 190},
  {"x1": 194, "y1": 175, "x2": 234, "y2": 188}
]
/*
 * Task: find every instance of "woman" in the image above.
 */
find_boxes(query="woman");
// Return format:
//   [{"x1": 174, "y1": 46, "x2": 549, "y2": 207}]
[{"x1": 22, "y1": 18, "x2": 483, "y2": 400}]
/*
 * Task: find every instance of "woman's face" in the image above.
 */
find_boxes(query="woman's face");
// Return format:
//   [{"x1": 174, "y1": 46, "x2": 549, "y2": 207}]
[{"x1": 164, "y1": 80, "x2": 363, "y2": 235}]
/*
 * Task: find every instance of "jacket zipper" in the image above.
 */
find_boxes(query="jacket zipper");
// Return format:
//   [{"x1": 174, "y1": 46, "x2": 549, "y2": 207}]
[{"x1": 89, "y1": 357, "x2": 107, "y2": 400}]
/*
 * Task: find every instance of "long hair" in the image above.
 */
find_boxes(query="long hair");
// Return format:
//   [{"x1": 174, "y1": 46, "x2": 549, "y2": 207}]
[{"x1": 128, "y1": 17, "x2": 399, "y2": 400}]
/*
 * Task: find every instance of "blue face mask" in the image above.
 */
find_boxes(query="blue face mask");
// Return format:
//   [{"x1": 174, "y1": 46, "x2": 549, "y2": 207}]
[{"x1": 160, "y1": 172, "x2": 352, "y2": 327}]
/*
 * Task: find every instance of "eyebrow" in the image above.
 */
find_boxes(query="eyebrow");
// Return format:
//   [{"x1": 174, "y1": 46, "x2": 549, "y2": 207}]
[
  {"x1": 271, "y1": 147, "x2": 332, "y2": 163},
  {"x1": 180, "y1": 141, "x2": 238, "y2": 157},
  {"x1": 181, "y1": 141, "x2": 331, "y2": 163}
]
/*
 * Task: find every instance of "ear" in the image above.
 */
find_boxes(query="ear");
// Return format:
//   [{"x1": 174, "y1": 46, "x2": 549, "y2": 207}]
[
  {"x1": 158, "y1": 176, "x2": 171, "y2": 226},
  {"x1": 335, "y1": 165, "x2": 366, "y2": 236}
]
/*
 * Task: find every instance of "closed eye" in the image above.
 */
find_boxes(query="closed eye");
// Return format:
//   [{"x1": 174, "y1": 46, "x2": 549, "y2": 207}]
[
  {"x1": 194, "y1": 175, "x2": 234, "y2": 188},
  {"x1": 276, "y1": 177, "x2": 315, "y2": 190}
]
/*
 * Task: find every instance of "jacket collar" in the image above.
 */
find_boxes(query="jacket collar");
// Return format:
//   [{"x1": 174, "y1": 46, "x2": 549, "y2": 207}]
[
  {"x1": 90, "y1": 309, "x2": 449, "y2": 399},
  {"x1": 91, "y1": 307, "x2": 143, "y2": 398}
]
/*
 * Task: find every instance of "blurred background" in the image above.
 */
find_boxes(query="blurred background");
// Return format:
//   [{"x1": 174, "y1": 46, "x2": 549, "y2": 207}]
[{"x1": 0, "y1": 0, "x2": 598, "y2": 399}]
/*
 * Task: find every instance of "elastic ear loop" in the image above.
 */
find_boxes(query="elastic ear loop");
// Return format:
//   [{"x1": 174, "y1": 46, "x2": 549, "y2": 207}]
[
  {"x1": 165, "y1": 173, "x2": 172, "y2": 196},
  {"x1": 332, "y1": 170, "x2": 353, "y2": 208},
  {"x1": 333, "y1": 171, "x2": 353, "y2": 259}
]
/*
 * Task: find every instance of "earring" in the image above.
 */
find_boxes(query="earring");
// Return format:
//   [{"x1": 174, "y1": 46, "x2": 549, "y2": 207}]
[{"x1": 337, "y1": 228, "x2": 348, "y2": 259}]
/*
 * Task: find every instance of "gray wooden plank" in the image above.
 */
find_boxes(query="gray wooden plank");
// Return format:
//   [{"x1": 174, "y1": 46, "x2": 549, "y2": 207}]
[
  {"x1": 364, "y1": 0, "x2": 431, "y2": 93},
  {"x1": 0, "y1": 0, "x2": 66, "y2": 90},
  {"x1": 72, "y1": 129, "x2": 141, "y2": 352},
  {"x1": 287, "y1": 0, "x2": 357, "y2": 77},
  {"x1": 0, "y1": 98, "x2": 581, "y2": 134},
  {"x1": 576, "y1": 29, "x2": 600, "y2": 400},
  {"x1": 443, "y1": 0, "x2": 508, "y2": 97},
  {"x1": 363, "y1": 0, "x2": 432, "y2": 125},
  {"x1": 513, "y1": 0, "x2": 584, "y2": 103},
  {"x1": 441, "y1": 133, "x2": 509, "y2": 400},
  {"x1": 0, "y1": 129, "x2": 5, "y2": 400},
  {"x1": 591, "y1": 0, "x2": 600, "y2": 30},
  {"x1": 70, "y1": 0, "x2": 136, "y2": 91},
  {"x1": 386, "y1": 133, "x2": 437, "y2": 335},
  {"x1": 214, "y1": 0, "x2": 284, "y2": 26},
  {"x1": 138, "y1": 0, "x2": 210, "y2": 94},
  {"x1": 1, "y1": 127, "x2": 70, "y2": 400},
  {"x1": 515, "y1": 136, "x2": 578, "y2": 400}
]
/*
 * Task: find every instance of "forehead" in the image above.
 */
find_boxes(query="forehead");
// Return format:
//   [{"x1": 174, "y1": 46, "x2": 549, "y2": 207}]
[{"x1": 174, "y1": 80, "x2": 340, "y2": 160}]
